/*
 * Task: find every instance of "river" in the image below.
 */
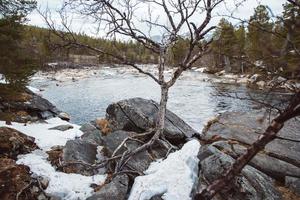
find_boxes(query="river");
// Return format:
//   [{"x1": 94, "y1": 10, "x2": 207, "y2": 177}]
[{"x1": 30, "y1": 66, "x2": 285, "y2": 131}]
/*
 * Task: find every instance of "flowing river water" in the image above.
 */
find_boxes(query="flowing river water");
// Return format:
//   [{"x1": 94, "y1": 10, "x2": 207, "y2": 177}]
[{"x1": 30, "y1": 66, "x2": 287, "y2": 131}]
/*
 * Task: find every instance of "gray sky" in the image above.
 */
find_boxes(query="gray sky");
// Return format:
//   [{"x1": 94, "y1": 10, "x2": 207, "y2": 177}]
[{"x1": 27, "y1": 0, "x2": 286, "y2": 38}]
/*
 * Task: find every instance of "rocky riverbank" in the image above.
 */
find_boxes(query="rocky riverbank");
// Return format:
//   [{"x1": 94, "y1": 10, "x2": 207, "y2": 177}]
[
  {"x1": 196, "y1": 67, "x2": 300, "y2": 91},
  {"x1": 0, "y1": 92, "x2": 299, "y2": 199},
  {"x1": 199, "y1": 111, "x2": 300, "y2": 199}
]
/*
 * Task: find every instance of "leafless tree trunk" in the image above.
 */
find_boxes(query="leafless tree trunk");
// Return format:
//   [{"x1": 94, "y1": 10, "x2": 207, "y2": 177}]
[{"x1": 40, "y1": 0, "x2": 225, "y2": 173}]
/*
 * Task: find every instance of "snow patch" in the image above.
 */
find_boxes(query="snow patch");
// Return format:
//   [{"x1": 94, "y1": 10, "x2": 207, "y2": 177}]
[
  {"x1": 26, "y1": 86, "x2": 41, "y2": 94},
  {"x1": 128, "y1": 139, "x2": 200, "y2": 200},
  {"x1": 0, "y1": 73, "x2": 9, "y2": 84},
  {"x1": 17, "y1": 150, "x2": 106, "y2": 200},
  {"x1": 0, "y1": 118, "x2": 83, "y2": 150}
]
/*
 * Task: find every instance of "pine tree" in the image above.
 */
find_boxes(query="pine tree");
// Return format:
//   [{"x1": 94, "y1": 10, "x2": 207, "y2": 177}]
[
  {"x1": 281, "y1": 2, "x2": 300, "y2": 78},
  {"x1": 246, "y1": 5, "x2": 274, "y2": 73},
  {"x1": 0, "y1": 0, "x2": 37, "y2": 92},
  {"x1": 211, "y1": 18, "x2": 238, "y2": 72}
]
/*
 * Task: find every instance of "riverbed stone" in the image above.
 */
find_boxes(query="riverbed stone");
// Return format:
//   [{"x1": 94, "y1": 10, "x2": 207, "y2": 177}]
[
  {"x1": 196, "y1": 145, "x2": 282, "y2": 200},
  {"x1": 0, "y1": 127, "x2": 37, "y2": 159},
  {"x1": 106, "y1": 98, "x2": 198, "y2": 144},
  {"x1": 87, "y1": 174, "x2": 129, "y2": 200}
]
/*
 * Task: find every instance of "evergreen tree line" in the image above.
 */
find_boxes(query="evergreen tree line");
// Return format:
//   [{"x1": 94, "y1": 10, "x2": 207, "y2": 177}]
[
  {"x1": 1, "y1": 1, "x2": 299, "y2": 93},
  {"x1": 209, "y1": 3, "x2": 300, "y2": 78},
  {"x1": 22, "y1": 25, "x2": 159, "y2": 65}
]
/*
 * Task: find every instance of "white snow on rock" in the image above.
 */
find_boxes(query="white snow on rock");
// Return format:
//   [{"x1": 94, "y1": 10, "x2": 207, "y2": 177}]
[
  {"x1": 0, "y1": 73, "x2": 9, "y2": 84},
  {"x1": 128, "y1": 139, "x2": 200, "y2": 200},
  {"x1": 0, "y1": 118, "x2": 106, "y2": 199},
  {"x1": 26, "y1": 86, "x2": 41, "y2": 94},
  {"x1": 0, "y1": 117, "x2": 83, "y2": 150},
  {"x1": 17, "y1": 150, "x2": 106, "y2": 200}
]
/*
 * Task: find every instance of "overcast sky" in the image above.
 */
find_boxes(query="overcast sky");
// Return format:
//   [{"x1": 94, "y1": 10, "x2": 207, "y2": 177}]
[{"x1": 27, "y1": 0, "x2": 287, "y2": 38}]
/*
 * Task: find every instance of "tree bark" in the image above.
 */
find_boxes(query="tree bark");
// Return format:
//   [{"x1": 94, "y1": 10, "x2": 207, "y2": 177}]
[{"x1": 155, "y1": 85, "x2": 169, "y2": 139}]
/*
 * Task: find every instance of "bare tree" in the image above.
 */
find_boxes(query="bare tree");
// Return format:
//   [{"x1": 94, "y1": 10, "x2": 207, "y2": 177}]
[{"x1": 41, "y1": 0, "x2": 224, "y2": 170}]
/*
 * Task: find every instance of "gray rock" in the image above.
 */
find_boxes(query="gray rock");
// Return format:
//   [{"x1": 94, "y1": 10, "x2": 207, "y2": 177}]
[
  {"x1": 58, "y1": 112, "x2": 70, "y2": 121},
  {"x1": 202, "y1": 111, "x2": 300, "y2": 173},
  {"x1": 49, "y1": 125, "x2": 73, "y2": 131},
  {"x1": 62, "y1": 139, "x2": 98, "y2": 175},
  {"x1": 101, "y1": 130, "x2": 166, "y2": 172},
  {"x1": 285, "y1": 176, "x2": 300, "y2": 195},
  {"x1": 0, "y1": 90, "x2": 59, "y2": 122},
  {"x1": 80, "y1": 123, "x2": 103, "y2": 146},
  {"x1": 196, "y1": 145, "x2": 282, "y2": 200},
  {"x1": 212, "y1": 141, "x2": 300, "y2": 180},
  {"x1": 150, "y1": 195, "x2": 163, "y2": 200},
  {"x1": 106, "y1": 98, "x2": 198, "y2": 144},
  {"x1": 26, "y1": 94, "x2": 59, "y2": 116},
  {"x1": 101, "y1": 130, "x2": 135, "y2": 155},
  {"x1": 87, "y1": 174, "x2": 129, "y2": 200}
]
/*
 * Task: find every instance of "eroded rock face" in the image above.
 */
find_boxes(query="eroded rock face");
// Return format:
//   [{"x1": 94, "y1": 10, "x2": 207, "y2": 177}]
[
  {"x1": 106, "y1": 98, "x2": 198, "y2": 144},
  {"x1": 196, "y1": 146, "x2": 282, "y2": 200},
  {"x1": 201, "y1": 111, "x2": 300, "y2": 195},
  {"x1": 211, "y1": 141, "x2": 300, "y2": 180},
  {"x1": 0, "y1": 127, "x2": 38, "y2": 159},
  {"x1": 87, "y1": 174, "x2": 129, "y2": 200}
]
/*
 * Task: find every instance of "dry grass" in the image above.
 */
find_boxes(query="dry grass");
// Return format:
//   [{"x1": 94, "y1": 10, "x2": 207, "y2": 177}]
[
  {"x1": 95, "y1": 118, "x2": 112, "y2": 135},
  {"x1": 275, "y1": 182, "x2": 300, "y2": 200}
]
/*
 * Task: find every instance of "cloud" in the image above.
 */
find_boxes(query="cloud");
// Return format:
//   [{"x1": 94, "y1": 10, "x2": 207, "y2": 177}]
[{"x1": 27, "y1": 0, "x2": 286, "y2": 38}]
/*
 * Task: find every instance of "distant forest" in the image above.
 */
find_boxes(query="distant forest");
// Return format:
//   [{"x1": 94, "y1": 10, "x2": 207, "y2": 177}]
[
  {"x1": 21, "y1": 3, "x2": 300, "y2": 78},
  {"x1": 0, "y1": 1, "x2": 299, "y2": 92}
]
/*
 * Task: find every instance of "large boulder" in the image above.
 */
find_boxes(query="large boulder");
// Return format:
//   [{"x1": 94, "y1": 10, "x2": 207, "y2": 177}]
[
  {"x1": 201, "y1": 111, "x2": 300, "y2": 195},
  {"x1": 87, "y1": 174, "x2": 129, "y2": 200},
  {"x1": 211, "y1": 141, "x2": 300, "y2": 180},
  {"x1": 0, "y1": 127, "x2": 37, "y2": 159},
  {"x1": 196, "y1": 145, "x2": 282, "y2": 200},
  {"x1": 101, "y1": 130, "x2": 167, "y2": 173},
  {"x1": 106, "y1": 98, "x2": 198, "y2": 144},
  {"x1": 0, "y1": 89, "x2": 59, "y2": 122},
  {"x1": 62, "y1": 139, "x2": 104, "y2": 175}
]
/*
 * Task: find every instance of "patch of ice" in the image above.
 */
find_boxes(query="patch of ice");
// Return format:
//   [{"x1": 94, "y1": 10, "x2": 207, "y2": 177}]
[
  {"x1": 0, "y1": 118, "x2": 83, "y2": 150},
  {"x1": 17, "y1": 150, "x2": 106, "y2": 200},
  {"x1": 128, "y1": 139, "x2": 200, "y2": 200}
]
